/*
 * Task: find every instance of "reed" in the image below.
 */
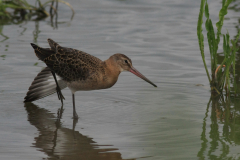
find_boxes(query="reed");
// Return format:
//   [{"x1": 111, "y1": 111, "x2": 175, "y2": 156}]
[
  {"x1": 0, "y1": 0, "x2": 74, "y2": 22},
  {"x1": 197, "y1": 0, "x2": 240, "y2": 95}
]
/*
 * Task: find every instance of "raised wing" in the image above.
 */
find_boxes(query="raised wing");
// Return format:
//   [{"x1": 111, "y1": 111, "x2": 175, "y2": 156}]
[{"x1": 24, "y1": 67, "x2": 67, "y2": 102}]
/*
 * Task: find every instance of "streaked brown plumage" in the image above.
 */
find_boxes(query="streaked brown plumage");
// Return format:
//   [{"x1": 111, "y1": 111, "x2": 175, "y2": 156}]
[{"x1": 24, "y1": 39, "x2": 157, "y2": 119}]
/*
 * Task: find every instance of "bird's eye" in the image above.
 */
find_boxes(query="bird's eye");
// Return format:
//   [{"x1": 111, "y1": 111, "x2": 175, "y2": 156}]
[{"x1": 124, "y1": 60, "x2": 128, "y2": 64}]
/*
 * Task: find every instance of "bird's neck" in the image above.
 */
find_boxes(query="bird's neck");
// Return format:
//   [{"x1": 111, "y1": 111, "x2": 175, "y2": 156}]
[{"x1": 103, "y1": 57, "x2": 121, "y2": 88}]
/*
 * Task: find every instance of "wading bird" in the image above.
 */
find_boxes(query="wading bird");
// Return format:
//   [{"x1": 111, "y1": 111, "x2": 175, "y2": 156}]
[{"x1": 24, "y1": 39, "x2": 157, "y2": 119}]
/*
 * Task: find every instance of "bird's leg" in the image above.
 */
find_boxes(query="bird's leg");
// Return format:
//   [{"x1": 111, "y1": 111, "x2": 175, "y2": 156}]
[
  {"x1": 72, "y1": 93, "x2": 79, "y2": 119},
  {"x1": 51, "y1": 71, "x2": 65, "y2": 105},
  {"x1": 52, "y1": 45, "x2": 65, "y2": 104}
]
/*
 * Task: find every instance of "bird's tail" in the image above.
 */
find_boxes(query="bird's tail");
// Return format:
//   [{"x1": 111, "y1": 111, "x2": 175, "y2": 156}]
[
  {"x1": 47, "y1": 38, "x2": 60, "y2": 51},
  {"x1": 30, "y1": 43, "x2": 55, "y2": 61},
  {"x1": 24, "y1": 67, "x2": 67, "y2": 102}
]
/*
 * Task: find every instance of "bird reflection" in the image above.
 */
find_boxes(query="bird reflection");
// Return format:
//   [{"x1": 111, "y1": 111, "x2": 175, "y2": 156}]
[{"x1": 24, "y1": 103, "x2": 135, "y2": 160}]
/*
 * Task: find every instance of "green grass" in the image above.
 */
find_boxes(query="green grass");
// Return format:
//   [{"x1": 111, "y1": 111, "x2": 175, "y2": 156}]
[
  {"x1": 197, "y1": 0, "x2": 240, "y2": 95},
  {"x1": 0, "y1": 0, "x2": 74, "y2": 23}
]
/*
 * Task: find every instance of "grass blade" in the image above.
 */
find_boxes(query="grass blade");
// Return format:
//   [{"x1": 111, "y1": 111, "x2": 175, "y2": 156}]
[{"x1": 197, "y1": 0, "x2": 211, "y2": 83}]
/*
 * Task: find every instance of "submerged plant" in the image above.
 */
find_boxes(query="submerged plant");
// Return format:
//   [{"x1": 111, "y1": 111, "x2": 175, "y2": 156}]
[{"x1": 197, "y1": 0, "x2": 240, "y2": 95}]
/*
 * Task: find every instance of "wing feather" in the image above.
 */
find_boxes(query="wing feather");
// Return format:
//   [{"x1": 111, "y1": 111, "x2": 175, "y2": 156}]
[
  {"x1": 24, "y1": 67, "x2": 67, "y2": 102},
  {"x1": 44, "y1": 46, "x2": 103, "y2": 82}
]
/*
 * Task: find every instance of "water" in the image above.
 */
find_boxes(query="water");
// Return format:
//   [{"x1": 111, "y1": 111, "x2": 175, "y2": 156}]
[{"x1": 0, "y1": 0, "x2": 240, "y2": 159}]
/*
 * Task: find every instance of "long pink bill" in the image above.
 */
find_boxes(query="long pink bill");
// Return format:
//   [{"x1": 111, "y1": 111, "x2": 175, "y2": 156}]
[{"x1": 129, "y1": 67, "x2": 157, "y2": 87}]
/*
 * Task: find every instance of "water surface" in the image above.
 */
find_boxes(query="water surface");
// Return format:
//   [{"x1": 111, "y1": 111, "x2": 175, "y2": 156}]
[{"x1": 0, "y1": 0, "x2": 240, "y2": 159}]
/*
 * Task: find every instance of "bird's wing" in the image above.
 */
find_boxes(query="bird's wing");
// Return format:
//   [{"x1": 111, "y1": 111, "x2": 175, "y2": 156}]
[
  {"x1": 24, "y1": 67, "x2": 67, "y2": 102},
  {"x1": 44, "y1": 46, "x2": 103, "y2": 82}
]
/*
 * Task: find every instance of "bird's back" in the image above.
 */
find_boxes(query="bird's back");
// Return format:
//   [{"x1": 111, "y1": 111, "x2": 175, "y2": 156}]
[{"x1": 31, "y1": 39, "x2": 103, "y2": 82}]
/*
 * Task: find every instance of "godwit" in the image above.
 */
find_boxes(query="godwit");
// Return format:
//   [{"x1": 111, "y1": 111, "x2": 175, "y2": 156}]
[{"x1": 24, "y1": 39, "x2": 157, "y2": 119}]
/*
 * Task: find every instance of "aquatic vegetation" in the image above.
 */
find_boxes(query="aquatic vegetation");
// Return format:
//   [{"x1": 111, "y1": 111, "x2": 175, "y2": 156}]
[
  {"x1": 198, "y1": 94, "x2": 239, "y2": 159},
  {"x1": 0, "y1": 0, "x2": 74, "y2": 23},
  {"x1": 197, "y1": 0, "x2": 240, "y2": 95}
]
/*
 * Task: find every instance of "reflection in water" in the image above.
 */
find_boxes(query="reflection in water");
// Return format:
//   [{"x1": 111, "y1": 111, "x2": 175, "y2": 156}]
[
  {"x1": 50, "y1": 0, "x2": 58, "y2": 29},
  {"x1": 198, "y1": 95, "x2": 240, "y2": 159},
  {"x1": 0, "y1": 25, "x2": 9, "y2": 42},
  {"x1": 0, "y1": 3, "x2": 73, "y2": 43},
  {"x1": 33, "y1": 21, "x2": 40, "y2": 43},
  {"x1": 19, "y1": 25, "x2": 27, "y2": 36},
  {"x1": 24, "y1": 103, "x2": 135, "y2": 160}
]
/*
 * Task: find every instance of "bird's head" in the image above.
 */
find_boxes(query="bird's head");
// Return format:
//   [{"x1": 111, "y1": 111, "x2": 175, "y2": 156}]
[{"x1": 110, "y1": 53, "x2": 157, "y2": 87}]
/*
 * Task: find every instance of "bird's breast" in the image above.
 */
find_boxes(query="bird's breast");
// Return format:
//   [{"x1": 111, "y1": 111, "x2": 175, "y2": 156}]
[
  {"x1": 67, "y1": 71, "x2": 119, "y2": 93},
  {"x1": 66, "y1": 60, "x2": 121, "y2": 93}
]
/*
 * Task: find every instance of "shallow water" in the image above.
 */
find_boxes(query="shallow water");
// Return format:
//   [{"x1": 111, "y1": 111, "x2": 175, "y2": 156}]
[{"x1": 0, "y1": 0, "x2": 240, "y2": 159}]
